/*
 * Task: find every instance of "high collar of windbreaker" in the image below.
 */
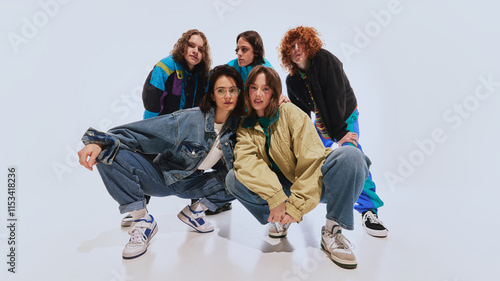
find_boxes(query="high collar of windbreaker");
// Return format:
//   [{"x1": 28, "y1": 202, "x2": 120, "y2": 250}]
[{"x1": 241, "y1": 109, "x2": 280, "y2": 130}]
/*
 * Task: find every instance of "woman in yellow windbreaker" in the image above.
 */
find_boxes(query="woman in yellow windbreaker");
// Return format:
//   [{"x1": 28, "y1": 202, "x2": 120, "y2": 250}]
[{"x1": 225, "y1": 65, "x2": 370, "y2": 270}]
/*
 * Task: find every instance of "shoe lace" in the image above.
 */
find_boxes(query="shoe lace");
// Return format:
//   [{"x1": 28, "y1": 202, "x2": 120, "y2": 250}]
[
  {"x1": 271, "y1": 222, "x2": 280, "y2": 231},
  {"x1": 328, "y1": 231, "x2": 354, "y2": 251},
  {"x1": 189, "y1": 205, "x2": 205, "y2": 219},
  {"x1": 271, "y1": 222, "x2": 290, "y2": 232},
  {"x1": 128, "y1": 221, "x2": 149, "y2": 244},
  {"x1": 364, "y1": 211, "x2": 387, "y2": 228}
]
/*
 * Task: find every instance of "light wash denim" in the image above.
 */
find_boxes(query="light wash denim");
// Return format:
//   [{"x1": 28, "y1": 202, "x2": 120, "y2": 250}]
[
  {"x1": 81, "y1": 107, "x2": 238, "y2": 213},
  {"x1": 317, "y1": 109, "x2": 384, "y2": 214},
  {"x1": 96, "y1": 149, "x2": 234, "y2": 213},
  {"x1": 225, "y1": 146, "x2": 370, "y2": 230}
]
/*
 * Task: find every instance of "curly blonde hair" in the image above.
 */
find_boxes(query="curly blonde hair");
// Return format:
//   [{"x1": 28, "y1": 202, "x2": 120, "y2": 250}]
[
  {"x1": 171, "y1": 29, "x2": 211, "y2": 74},
  {"x1": 278, "y1": 26, "x2": 323, "y2": 75}
]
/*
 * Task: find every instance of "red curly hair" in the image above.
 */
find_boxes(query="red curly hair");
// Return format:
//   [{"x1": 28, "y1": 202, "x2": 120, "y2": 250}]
[{"x1": 278, "y1": 26, "x2": 323, "y2": 75}]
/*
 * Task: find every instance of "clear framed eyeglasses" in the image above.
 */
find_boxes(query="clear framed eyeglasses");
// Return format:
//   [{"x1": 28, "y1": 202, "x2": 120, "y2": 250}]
[{"x1": 215, "y1": 87, "x2": 240, "y2": 97}]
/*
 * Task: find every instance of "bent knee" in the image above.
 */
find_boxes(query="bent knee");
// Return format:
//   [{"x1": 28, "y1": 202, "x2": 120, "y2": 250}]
[
  {"x1": 225, "y1": 169, "x2": 237, "y2": 194},
  {"x1": 335, "y1": 146, "x2": 371, "y2": 168}
]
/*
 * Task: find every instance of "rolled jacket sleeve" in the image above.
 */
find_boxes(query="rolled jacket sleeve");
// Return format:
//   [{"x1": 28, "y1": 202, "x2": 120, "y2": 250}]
[
  {"x1": 233, "y1": 125, "x2": 288, "y2": 211},
  {"x1": 81, "y1": 115, "x2": 177, "y2": 165},
  {"x1": 81, "y1": 127, "x2": 121, "y2": 164},
  {"x1": 233, "y1": 103, "x2": 330, "y2": 223},
  {"x1": 277, "y1": 104, "x2": 327, "y2": 222}
]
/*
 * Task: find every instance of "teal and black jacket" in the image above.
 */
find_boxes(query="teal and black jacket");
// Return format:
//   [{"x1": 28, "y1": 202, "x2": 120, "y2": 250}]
[
  {"x1": 142, "y1": 55, "x2": 208, "y2": 119},
  {"x1": 227, "y1": 58, "x2": 273, "y2": 84}
]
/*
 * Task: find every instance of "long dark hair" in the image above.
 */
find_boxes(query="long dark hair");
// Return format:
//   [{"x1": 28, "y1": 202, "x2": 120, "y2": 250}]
[
  {"x1": 199, "y1": 65, "x2": 245, "y2": 117},
  {"x1": 237, "y1": 30, "x2": 265, "y2": 66}
]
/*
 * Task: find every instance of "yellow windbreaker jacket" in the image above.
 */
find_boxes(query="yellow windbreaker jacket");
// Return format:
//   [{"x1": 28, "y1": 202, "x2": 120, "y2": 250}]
[{"x1": 233, "y1": 102, "x2": 332, "y2": 222}]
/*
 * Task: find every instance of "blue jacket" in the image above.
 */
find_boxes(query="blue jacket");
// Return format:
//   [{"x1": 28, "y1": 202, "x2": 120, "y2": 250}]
[
  {"x1": 142, "y1": 55, "x2": 208, "y2": 119},
  {"x1": 81, "y1": 108, "x2": 239, "y2": 186},
  {"x1": 227, "y1": 58, "x2": 273, "y2": 84}
]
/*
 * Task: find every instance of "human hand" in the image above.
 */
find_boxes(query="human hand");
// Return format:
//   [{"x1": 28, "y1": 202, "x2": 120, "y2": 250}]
[
  {"x1": 281, "y1": 214, "x2": 297, "y2": 224},
  {"x1": 337, "y1": 132, "x2": 358, "y2": 147},
  {"x1": 268, "y1": 201, "x2": 286, "y2": 223},
  {"x1": 278, "y1": 94, "x2": 290, "y2": 105},
  {"x1": 77, "y1": 144, "x2": 102, "y2": 171}
]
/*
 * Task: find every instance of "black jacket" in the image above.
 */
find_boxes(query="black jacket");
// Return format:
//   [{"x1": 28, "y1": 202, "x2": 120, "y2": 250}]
[{"x1": 286, "y1": 49, "x2": 357, "y2": 142}]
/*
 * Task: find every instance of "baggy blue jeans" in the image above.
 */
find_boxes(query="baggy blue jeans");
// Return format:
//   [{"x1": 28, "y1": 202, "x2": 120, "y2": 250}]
[
  {"x1": 318, "y1": 109, "x2": 384, "y2": 214},
  {"x1": 225, "y1": 146, "x2": 370, "y2": 230},
  {"x1": 96, "y1": 149, "x2": 235, "y2": 214}
]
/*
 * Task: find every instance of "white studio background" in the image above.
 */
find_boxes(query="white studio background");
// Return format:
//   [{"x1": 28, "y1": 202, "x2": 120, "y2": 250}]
[{"x1": 0, "y1": 0, "x2": 499, "y2": 280}]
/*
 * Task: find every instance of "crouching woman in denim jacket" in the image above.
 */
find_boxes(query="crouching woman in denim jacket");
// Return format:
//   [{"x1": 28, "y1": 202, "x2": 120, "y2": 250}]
[{"x1": 77, "y1": 65, "x2": 245, "y2": 260}]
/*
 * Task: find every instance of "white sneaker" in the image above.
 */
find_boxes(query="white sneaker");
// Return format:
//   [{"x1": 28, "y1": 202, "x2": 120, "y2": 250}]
[
  {"x1": 321, "y1": 225, "x2": 357, "y2": 269},
  {"x1": 122, "y1": 214, "x2": 158, "y2": 259},
  {"x1": 268, "y1": 222, "x2": 291, "y2": 238},
  {"x1": 177, "y1": 204, "x2": 214, "y2": 233}
]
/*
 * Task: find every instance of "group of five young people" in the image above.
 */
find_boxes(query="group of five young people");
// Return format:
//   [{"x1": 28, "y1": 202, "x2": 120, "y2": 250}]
[{"x1": 78, "y1": 27, "x2": 387, "y2": 269}]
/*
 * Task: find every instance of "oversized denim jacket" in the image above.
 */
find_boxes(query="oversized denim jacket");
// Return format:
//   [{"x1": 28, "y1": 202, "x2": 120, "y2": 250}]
[{"x1": 81, "y1": 107, "x2": 239, "y2": 186}]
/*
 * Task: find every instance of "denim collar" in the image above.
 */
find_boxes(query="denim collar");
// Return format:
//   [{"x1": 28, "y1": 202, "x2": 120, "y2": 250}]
[{"x1": 205, "y1": 107, "x2": 239, "y2": 134}]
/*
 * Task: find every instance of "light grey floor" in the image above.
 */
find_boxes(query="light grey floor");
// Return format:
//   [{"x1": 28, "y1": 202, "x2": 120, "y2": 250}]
[
  {"x1": 2, "y1": 176, "x2": 498, "y2": 281},
  {"x1": 2, "y1": 1, "x2": 500, "y2": 280}
]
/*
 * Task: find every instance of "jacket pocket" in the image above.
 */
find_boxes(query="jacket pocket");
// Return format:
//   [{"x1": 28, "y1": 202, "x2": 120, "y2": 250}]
[
  {"x1": 180, "y1": 141, "x2": 208, "y2": 159},
  {"x1": 159, "y1": 142, "x2": 208, "y2": 171}
]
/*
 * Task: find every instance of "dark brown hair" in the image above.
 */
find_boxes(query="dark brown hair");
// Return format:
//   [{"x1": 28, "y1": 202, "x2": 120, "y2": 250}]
[
  {"x1": 171, "y1": 29, "x2": 212, "y2": 74},
  {"x1": 278, "y1": 26, "x2": 323, "y2": 75},
  {"x1": 199, "y1": 65, "x2": 245, "y2": 117},
  {"x1": 237, "y1": 30, "x2": 265, "y2": 66},
  {"x1": 244, "y1": 65, "x2": 282, "y2": 118}
]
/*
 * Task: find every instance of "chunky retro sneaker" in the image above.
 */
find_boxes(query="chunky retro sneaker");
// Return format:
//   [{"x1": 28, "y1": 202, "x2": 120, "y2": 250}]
[
  {"x1": 362, "y1": 210, "x2": 388, "y2": 238},
  {"x1": 321, "y1": 225, "x2": 357, "y2": 269},
  {"x1": 268, "y1": 222, "x2": 291, "y2": 238},
  {"x1": 177, "y1": 203, "x2": 214, "y2": 233},
  {"x1": 122, "y1": 214, "x2": 158, "y2": 259}
]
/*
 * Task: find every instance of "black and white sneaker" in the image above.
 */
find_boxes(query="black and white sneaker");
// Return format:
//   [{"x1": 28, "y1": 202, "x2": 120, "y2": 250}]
[
  {"x1": 206, "y1": 203, "x2": 232, "y2": 215},
  {"x1": 362, "y1": 210, "x2": 388, "y2": 238},
  {"x1": 191, "y1": 199, "x2": 232, "y2": 216}
]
